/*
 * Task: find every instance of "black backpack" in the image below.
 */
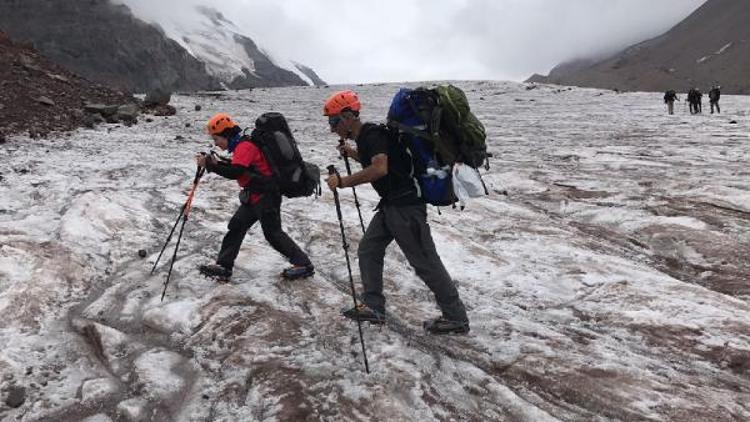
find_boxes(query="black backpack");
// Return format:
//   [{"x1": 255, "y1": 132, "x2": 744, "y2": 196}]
[{"x1": 249, "y1": 112, "x2": 320, "y2": 198}]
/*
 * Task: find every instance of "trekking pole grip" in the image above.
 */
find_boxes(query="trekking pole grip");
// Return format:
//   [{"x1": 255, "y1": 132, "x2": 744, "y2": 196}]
[{"x1": 327, "y1": 165, "x2": 342, "y2": 187}]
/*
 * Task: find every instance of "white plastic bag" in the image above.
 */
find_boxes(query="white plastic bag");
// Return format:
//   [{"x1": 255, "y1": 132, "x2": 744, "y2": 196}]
[{"x1": 452, "y1": 163, "x2": 487, "y2": 209}]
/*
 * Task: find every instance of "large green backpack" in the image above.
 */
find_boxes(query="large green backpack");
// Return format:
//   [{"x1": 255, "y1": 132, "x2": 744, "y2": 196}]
[
  {"x1": 386, "y1": 84, "x2": 489, "y2": 207},
  {"x1": 387, "y1": 84, "x2": 488, "y2": 169},
  {"x1": 433, "y1": 85, "x2": 488, "y2": 168}
]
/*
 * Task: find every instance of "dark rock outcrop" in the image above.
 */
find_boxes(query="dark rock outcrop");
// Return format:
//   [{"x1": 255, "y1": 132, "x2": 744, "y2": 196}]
[
  {"x1": 528, "y1": 0, "x2": 750, "y2": 94},
  {"x1": 294, "y1": 63, "x2": 328, "y2": 86},
  {"x1": 144, "y1": 88, "x2": 172, "y2": 107},
  {"x1": 4, "y1": 385, "x2": 26, "y2": 408},
  {"x1": 0, "y1": 0, "x2": 219, "y2": 93},
  {"x1": 0, "y1": 31, "x2": 136, "y2": 137},
  {"x1": 226, "y1": 34, "x2": 308, "y2": 89}
]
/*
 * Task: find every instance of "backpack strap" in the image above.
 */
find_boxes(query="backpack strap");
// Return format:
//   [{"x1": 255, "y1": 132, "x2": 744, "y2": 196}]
[
  {"x1": 244, "y1": 132, "x2": 279, "y2": 179},
  {"x1": 408, "y1": 89, "x2": 442, "y2": 136},
  {"x1": 237, "y1": 134, "x2": 279, "y2": 192},
  {"x1": 361, "y1": 123, "x2": 423, "y2": 206},
  {"x1": 386, "y1": 120, "x2": 438, "y2": 145}
]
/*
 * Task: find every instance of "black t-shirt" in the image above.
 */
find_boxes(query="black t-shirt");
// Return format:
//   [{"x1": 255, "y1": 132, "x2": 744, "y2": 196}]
[{"x1": 355, "y1": 123, "x2": 421, "y2": 206}]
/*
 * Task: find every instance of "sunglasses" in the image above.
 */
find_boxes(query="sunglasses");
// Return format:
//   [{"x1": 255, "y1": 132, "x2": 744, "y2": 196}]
[{"x1": 328, "y1": 115, "x2": 343, "y2": 128}]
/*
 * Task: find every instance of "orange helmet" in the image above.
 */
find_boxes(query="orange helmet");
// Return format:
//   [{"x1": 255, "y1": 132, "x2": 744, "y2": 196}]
[
  {"x1": 206, "y1": 113, "x2": 237, "y2": 135},
  {"x1": 323, "y1": 90, "x2": 361, "y2": 116}
]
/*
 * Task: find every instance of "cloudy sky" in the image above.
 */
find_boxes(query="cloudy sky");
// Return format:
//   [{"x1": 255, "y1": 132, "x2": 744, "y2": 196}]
[{"x1": 121, "y1": 0, "x2": 706, "y2": 84}]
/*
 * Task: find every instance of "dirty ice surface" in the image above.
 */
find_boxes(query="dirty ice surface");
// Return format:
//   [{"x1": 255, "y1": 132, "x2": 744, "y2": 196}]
[{"x1": 1, "y1": 82, "x2": 750, "y2": 421}]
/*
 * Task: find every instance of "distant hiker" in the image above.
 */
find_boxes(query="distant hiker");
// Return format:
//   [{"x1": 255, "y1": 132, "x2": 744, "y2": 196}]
[
  {"x1": 663, "y1": 90, "x2": 679, "y2": 115},
  {"x1": 688, "y1": 88, "x2": 703, "y2": 114},
  {"x1": 688, "y1": 88, "x2": 697, "y2": 114},
  {"x1": 195, "y1": 113, "x2": 314, "y2": 282},
  {"x1": 709, "y1": 86, "x2": 721, "y2": 114},
  {"x1": 322, "y1": 90, "x2": 470, "y2": 335}
]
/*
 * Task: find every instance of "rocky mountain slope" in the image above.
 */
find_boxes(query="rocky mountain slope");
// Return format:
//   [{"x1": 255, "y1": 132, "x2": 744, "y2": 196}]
[
  {"x1": 0, "y1": 0, "x2": 217, "y2": 93},
  {"x1": 0, "y1": 0, "x2": 325, "y2": 92},
  {"x1": 0, "y1": 31, "x2": 135, "y2": 139},
  {"x1": 528, "y1": 0, "x2": 750, "y2": 94}
]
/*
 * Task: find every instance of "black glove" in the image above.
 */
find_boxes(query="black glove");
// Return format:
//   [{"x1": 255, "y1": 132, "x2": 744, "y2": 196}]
[{"x1": 201, "y1": 152, "x2": 219, "y2": 172}]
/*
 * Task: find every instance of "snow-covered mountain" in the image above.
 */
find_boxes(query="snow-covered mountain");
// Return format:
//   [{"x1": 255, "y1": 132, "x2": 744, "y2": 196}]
[
  {"x1": 122, "y1": 4, "x2": 327, "y2": 89},
  {"x1": 0, "y1": 0, "x2": 326, "y2": 92}
]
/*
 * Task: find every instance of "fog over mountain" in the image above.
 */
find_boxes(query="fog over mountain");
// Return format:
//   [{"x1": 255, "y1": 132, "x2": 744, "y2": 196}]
[
  {"x1": 528, "y1": 0, "x2": 750, "y2": 94},
  {"x1": 119, "y1": 0, "x2": 706, "y2": 83}
]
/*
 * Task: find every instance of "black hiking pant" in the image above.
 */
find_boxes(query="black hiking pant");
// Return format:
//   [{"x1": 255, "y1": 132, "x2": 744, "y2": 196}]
[
  {"x1": 216, "y1": 194, "x2": 311, "y2": 270},
  {"x1": 357, "y1": 203, "x2": 468, "y2": 323},
  {"x1": 711, "y1": 101, "x2": 720, "y2": 114}
]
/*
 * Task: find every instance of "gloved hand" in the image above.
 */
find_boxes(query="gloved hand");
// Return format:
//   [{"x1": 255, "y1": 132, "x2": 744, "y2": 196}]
[{"x1": 195, "y1": 152, "x2": 217, "y2": 170}]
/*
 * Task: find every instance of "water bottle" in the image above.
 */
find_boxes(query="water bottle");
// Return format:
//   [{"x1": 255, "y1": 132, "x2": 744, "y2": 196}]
[{"x1": 425, "y1": 159, "x2": 448, "y2": 179}]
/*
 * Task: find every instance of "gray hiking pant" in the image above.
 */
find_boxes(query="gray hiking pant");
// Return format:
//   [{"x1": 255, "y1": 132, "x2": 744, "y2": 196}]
[
  {"x1": 357, "y1": 203, "x2": 468, "y2": 323},
  {"x1": 667, "y1": 101, "x2": 674, "y2": 115}
]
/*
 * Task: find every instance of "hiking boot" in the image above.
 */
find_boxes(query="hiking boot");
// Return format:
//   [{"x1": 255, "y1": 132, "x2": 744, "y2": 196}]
[
  {"x1": 281, "y1": 264, "x2": 315, "y2": 280},
  {"x1": 199, "y1": 264, "x2": 232, "y2": 282},
  {"x1": 342, "y1": 303, "x2": 385, "y2": 324},
  {"x1": 423, "y1": 317, "x2": 470, "y2": 335}
]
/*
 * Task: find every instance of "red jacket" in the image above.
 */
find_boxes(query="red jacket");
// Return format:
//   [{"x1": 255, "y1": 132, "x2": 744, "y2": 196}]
[{"x1": 231, "y1": 140, "x2": 273, "y2": 204}]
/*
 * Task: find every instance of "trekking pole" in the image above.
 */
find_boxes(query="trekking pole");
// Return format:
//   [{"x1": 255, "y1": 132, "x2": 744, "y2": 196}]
[
  {"x1": 328, "y1": 165, "x2": 370, "y2": 374},
  {"x1": 151, "y1": 203, "x2": 187, "y2": 275},
  {"x1": 154, "y1": 165, "x2": 205, "y2": 302},
  {"x1": 339, "y1": 140, "x2": 366, "y2": 233},
  {"x1": 151, "y1": 165, "x2": 204, "y2": 274}
]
